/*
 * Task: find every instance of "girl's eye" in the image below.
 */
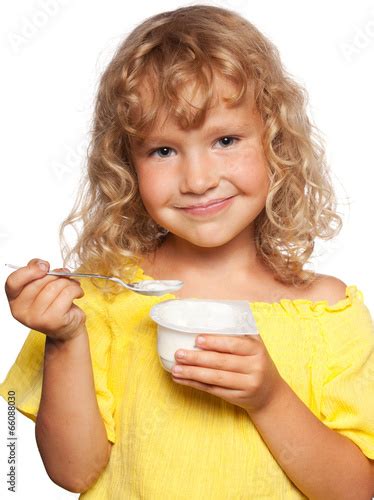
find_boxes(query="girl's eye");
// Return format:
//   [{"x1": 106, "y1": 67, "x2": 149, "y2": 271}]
[
  {"x1": 216, "y1": 136, "x2": 239, "y2": 148},
  {"x1": 149, "y1": 147, "x2": 174, "y2": 158}
]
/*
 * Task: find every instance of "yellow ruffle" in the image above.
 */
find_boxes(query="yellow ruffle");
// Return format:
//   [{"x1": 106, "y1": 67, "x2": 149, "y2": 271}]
[{"x1": 250, "y1": 285, "x2": 363, "y2": 317}]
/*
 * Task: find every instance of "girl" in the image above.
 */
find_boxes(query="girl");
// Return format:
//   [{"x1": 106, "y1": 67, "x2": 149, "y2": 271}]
[{"x1": 1, "y1": 4, "x2": 373, "y2": 499}]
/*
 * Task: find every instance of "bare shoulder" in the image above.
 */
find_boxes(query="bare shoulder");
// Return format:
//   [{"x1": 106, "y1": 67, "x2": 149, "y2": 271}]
[{"x1": 308, "y1": 273, "x2": 348, "y2": 306}]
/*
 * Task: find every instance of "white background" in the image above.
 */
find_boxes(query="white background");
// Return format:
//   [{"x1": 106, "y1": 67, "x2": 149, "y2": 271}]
[{"x1": 0, "y1": 0, "x2": 373, "y2": 498}]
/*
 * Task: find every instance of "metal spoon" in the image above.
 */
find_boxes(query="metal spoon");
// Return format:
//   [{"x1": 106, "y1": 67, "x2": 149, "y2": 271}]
[{"x1": 5, "y1": 264, "x2": 183, "y2": 296}]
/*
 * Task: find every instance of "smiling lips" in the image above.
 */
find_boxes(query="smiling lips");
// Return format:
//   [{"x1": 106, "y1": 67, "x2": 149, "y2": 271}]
[
  {"x1": 178, "y1": 196, "x2": 236, "y2": 216},
  {"x1": 181, "y1": 196, "x2": 234, "y2": 209}
]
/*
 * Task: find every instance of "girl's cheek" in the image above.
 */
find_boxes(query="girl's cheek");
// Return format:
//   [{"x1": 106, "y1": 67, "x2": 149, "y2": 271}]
[
  {"x1": 138, "y1": 171, "x2": 173, "y2": 205},
  {"x1": 235, "y1": 149, "x2": 268, "y2": 185}
]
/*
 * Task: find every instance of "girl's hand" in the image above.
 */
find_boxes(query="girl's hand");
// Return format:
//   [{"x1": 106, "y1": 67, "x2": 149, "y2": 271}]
[
  {"x1": 5, "y1": 258, "x2": 86, "y2": 342},
  {"x1": 172, "y1": 334, "x2": 286, "y2": 414}
]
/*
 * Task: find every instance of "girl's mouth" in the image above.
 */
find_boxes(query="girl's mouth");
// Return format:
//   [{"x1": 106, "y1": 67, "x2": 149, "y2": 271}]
[{"x1": 178, "y1": 196, "x2": 236, "y2": 216}]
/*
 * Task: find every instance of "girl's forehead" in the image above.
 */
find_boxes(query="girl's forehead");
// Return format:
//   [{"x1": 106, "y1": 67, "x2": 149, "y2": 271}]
[
  {"x1": 132, "y1": 93, "x2": 261, "y2": 152},
  {"x1": 130, "y1": 72, "x2": 258, "y2": 146},
  {"x1": 155, "y1": 97, "x2": 255, "y2": 131},
  {"x1": 139, "y1": 71, "x2": 254, "y2": 111}
]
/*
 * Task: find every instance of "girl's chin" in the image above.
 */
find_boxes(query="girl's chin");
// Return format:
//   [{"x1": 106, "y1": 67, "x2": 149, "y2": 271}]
[{"x1": 177, "y1": 233, "x2": 236, "y2": 248}]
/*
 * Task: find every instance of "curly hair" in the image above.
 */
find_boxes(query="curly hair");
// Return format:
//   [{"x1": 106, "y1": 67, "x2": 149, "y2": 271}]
[{"x1": 59, "y1": 4, "x2": 343, "y2": 295}]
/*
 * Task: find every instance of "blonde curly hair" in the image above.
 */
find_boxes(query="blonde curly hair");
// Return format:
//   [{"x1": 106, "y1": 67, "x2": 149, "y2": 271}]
[{"x1": 59, "y1": 4, "x2": 343, "y2": 295}]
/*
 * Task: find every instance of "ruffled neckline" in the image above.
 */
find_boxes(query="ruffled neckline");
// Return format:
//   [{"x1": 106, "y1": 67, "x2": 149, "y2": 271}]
[{"x1": 135, "y1": 264, "x2": 364, "y2": 316}]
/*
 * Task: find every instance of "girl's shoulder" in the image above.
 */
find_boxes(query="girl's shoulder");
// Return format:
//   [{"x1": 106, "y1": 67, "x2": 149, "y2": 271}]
[
  {"x1": 310, "y1": 275, "x2": 373, "y2": 349},
  {"x1": 305, "y1": 273, "x2": 348, "y2": 306}
]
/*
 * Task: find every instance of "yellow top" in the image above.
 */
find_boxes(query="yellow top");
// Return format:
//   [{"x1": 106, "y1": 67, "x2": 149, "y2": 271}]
[{"x1": 1, "y1": 266, "x2": 374, "y2": 499}]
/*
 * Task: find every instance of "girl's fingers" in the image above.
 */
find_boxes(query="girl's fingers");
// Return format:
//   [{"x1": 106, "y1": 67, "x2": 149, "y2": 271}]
[
  {"x1": 31, "y1": 278, "x2": 82, "y2": 316},
  {"x1": 24, "y1": 282, "x2": 84, "y2": 334},
  {"x1": 5, "y1": 259, "x2": 51, "y2": 300},
  {"x1": 5, "y1": 259, "x2": 71, "y2": 309},
  {"x1": 11, "y1": 273, "x2": 65, "y2": 311},
  {"x1": 43, "y1": 283, "x2": 85, "y2": 323},
  {"x1": 173, "y1": 365, "x2": 251, "y2": 390},
  {"x1": 176, "y1": 350, "x2": 253, "y2": 374},
  {"x1": 198, "y1": 334, "x2": 262, "y2": 356}
]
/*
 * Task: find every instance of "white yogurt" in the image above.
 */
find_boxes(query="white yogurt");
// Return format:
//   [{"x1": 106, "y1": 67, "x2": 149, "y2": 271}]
[{"x1": 132, "y1": 280, "x2": 177, "y2": 291}]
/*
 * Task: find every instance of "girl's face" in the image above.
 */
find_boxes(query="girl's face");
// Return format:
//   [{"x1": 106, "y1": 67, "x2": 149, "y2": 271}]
[{"x1": 132, "y1": 78, "x2": 270, "y2": 249}]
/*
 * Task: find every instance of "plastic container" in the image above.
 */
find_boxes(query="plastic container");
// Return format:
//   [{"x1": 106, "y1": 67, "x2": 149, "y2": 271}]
[{"x1": 150, "y1": 298, "x2": 258, "y2": 372}]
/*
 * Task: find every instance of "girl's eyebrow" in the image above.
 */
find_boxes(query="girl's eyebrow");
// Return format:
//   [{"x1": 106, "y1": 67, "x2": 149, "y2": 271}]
[{"x1": 138, "y1": 123, "x2": 252, "y2": 148}]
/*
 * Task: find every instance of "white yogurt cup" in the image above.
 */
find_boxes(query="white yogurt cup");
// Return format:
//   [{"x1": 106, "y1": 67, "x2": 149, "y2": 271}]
[{"x1": 150, "y1": 298, "x2": 258, "y2": 372}]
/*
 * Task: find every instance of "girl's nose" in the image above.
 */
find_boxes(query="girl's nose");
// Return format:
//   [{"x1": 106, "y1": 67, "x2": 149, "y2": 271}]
[{"x1": 179, "y1": 152, "x2": 220, "y2": 194}]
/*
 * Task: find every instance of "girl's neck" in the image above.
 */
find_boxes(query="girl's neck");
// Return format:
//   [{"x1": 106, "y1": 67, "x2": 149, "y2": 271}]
[
  {"x1": 141, "y1": 233, "x2": 273, "y2": 283},
  {"x1": 138, "y1": 244, "x2": 319, "y2": 303}
]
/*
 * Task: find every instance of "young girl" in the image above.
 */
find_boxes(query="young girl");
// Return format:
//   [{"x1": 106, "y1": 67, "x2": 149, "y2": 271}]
[{"x1": 1, "y1": 4, "x2": 373, "y2": 499}]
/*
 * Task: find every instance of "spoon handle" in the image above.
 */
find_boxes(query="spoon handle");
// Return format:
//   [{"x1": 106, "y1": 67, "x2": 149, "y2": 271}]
[
  {"x1": 46, "y1": 271, "x2": 112, "y2": 279},
  {"x1": 5, "y1": 264, "x2": 111, "y2": 281}
]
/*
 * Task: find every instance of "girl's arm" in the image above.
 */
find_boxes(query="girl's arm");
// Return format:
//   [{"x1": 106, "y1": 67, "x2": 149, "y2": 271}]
[
  {"x1": 5, "y1": 259, "x2": 113, "y2": 494},
  {"x1": 35, "y1": 327, "x2": 112, "y2": 493},
  {"x1": 248, "y1": 380, "x2": 373, "y2": 499}
]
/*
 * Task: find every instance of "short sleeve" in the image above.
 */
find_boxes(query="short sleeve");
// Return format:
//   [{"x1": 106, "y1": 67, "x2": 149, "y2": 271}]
[
  {"x1": 0, "y1": 281, "x2": 116, "y2": 444},
  {"x1": 319, "y1": 290, "x2": 374, "y2": 459}
]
